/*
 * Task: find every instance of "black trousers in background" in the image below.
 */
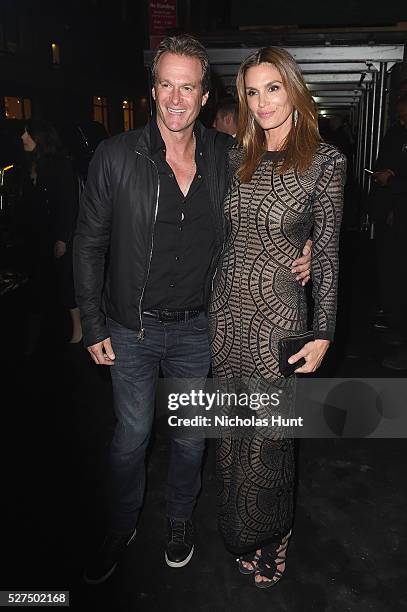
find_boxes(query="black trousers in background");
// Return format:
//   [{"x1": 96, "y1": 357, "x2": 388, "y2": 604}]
[{"x1": 375, "y1": 221, "x2": 407, "y2": 340}]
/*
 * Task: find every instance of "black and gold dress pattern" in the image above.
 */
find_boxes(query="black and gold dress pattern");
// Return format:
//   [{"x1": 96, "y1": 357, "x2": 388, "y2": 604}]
[{"x1": 209, "y1": 143, "x2": 346, "y2": 553}]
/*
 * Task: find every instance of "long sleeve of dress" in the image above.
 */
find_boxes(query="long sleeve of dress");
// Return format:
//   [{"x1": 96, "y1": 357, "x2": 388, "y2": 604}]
[{"x1": 310, "y1": 152, "x2": 347, "y2": 341}]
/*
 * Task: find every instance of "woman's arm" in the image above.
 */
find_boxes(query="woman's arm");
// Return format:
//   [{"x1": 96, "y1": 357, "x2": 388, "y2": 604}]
[{"x1": 289, "y1": 152, "x2": 347, "y2": 373}]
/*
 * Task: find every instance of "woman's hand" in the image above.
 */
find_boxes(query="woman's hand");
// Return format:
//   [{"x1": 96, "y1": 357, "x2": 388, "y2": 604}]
[
  {"x1": 288, "y1": 339, "x2": 330, "y2": 373},
  {"x1": 292, "y1": 239, "x2": 312, "y2": 286},
  {"x1": 54, "y1": 240, "x2": 67, "y2": 258}
]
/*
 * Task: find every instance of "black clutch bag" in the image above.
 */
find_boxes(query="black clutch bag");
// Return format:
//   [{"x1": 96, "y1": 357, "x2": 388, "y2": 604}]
[{"x1": 278, "y1": 331, "x2": 314, "y2": 377}]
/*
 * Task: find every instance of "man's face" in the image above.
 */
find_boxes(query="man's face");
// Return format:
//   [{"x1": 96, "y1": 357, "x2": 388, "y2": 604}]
[
  {"x1": 212, "y1": 111, "x2": 235, "y2": 135},
  {"x1": 152, "y1": 52, "x2": 208, "y2": 134},
  {"x1": 21, "y1": 129, "x2": 36, "y2": 152}
]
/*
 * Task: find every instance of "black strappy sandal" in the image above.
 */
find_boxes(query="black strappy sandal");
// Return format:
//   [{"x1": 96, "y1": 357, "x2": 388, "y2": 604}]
[
  {"x1": 254, "y1": 530, "x2": 291, "y2": 589},
  {"x1": 236, "y1": 551, "x2": 260, "y2": 575}
]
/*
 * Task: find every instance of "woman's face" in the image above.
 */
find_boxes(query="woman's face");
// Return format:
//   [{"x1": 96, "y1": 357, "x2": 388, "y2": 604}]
[
  {"x1": 245, "y1": 62, "x2": 293, "y2": 136},
  {"x1": 21, "y1": 129, "x2": 37, "y2": 152}
]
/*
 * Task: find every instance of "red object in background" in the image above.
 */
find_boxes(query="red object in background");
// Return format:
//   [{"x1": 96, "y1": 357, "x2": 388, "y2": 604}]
[{"x1": 149, "y1": 0, "x2": 177, "y2": 49}]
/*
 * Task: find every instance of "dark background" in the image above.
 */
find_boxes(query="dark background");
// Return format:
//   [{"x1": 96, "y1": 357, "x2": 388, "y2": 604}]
[{"x1": 231, "y1": 0, "x2": 407, "y2": 26}]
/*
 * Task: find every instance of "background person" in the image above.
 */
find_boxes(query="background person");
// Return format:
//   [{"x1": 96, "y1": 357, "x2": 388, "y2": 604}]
[
  {"x1": 370, "y1": 93, "x2": 407, "y2": 370},
  {"x1": 19, "y1": 119, "x2": 81, "y2": 352},
  {"x1": 212, "y1": 96, "x2": 239, "y2": 136}
]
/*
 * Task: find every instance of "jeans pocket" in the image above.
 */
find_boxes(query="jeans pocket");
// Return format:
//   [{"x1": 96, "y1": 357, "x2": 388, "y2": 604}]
[{"x1": 191, "y1": 313, "x2": 208, "y2": 333}]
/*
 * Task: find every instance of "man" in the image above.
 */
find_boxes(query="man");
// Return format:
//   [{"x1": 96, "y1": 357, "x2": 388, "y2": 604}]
[
  {"x1": 74, "y1": 34, "x2": 311, "y2": 584},
  {"x1": 371, "y1": 93, "x2": 407, "y2": 370},
  {"x1": 212, "y1": 96, "x2": 238, "y2": 136}
]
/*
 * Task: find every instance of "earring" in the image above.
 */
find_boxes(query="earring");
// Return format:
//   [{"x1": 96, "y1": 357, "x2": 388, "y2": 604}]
[{"x1": 293, "y1": 109, "x2": 298, "y2": 127}]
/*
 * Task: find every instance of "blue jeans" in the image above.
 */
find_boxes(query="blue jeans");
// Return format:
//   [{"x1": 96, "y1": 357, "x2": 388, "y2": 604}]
[{"x1": 106, "y1": 312, "x2": 210, "y2": 532}]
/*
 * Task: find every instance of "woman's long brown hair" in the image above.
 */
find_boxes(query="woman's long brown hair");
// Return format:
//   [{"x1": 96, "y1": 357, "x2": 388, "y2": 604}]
[{"x1": 236, "y1": 47, "x2": 321, "y2": 183}]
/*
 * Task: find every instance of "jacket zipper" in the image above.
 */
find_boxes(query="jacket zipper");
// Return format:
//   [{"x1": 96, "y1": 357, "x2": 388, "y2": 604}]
[
  {"x1": 135, "y1": 150, "x2": 160, "y2": 341},
  {"x1": 207, "y1": 133, "x2": 226, "y2": 295}
]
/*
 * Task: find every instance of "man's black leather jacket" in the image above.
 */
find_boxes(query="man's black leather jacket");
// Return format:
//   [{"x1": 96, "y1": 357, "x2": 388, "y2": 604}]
[{"x1": 73, "y1": 120, "x2": 233, "y2": 347}]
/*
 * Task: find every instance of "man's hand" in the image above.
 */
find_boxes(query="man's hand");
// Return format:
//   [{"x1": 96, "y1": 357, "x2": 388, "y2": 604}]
[
  {"x1": 373, "y1": 169, "x2": 394, "y2": 187},
  {"x1": 288, "y1": 339, "x2": 330, "y2": 374},
  {"x1": 292, "y1": 239, "x2": 312, "y2": 286},
  {"x1": 54, "y1": 240, "x2": 67, "y2": 258},
  {"x1": 87, "y1": 337, "x2": 116, "y2": 366}
]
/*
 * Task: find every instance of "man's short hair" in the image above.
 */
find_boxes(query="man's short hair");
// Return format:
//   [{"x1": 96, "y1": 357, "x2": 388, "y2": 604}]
[
  {"x1": 216, "y1": 97, "x2": 239, "y2": 124},
  {"x1": 152, "y1": 34, "x2": 211, "y2": 94}
]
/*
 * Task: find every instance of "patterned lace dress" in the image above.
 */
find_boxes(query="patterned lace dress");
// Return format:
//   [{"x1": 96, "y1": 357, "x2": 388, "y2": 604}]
[{"x1": 209, "y1": 144, "x2": 346, "y2": 554}]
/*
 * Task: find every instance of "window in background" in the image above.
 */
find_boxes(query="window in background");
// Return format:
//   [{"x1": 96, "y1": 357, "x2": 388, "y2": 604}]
[
  {"x1": 93, "y1": 96, "x2": 108, "y2": 132},
  {"x1": 4, "y1": 96, "x2": 31, "y2": 120},
  {"x1": 51, "y1": 42, "x2": 61, "y2": 65},
  {"x1": 122, "y1": 100, "x2": 134, "y2": 131}
]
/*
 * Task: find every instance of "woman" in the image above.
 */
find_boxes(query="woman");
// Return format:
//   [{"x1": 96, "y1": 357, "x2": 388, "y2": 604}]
[
  {"x1": 20, "y1": 119, "x2": 81, "y2": 350},
  {"x1": 209, "y1": 47, "x2": 346, "y2": 588}
]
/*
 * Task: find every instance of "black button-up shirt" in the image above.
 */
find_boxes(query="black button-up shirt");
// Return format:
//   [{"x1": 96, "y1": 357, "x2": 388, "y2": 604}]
[{"x1": 143, "y1": 121, "x2": 216, "y2": 310}]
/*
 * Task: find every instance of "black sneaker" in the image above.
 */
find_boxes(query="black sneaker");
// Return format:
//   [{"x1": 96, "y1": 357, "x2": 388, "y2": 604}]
[
  {"x1": 83, "y1": 528, "x2": 136, "y2": 585},
  {"x1": 165, "y1": 518, "x2": 194, "y2": 568}
]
